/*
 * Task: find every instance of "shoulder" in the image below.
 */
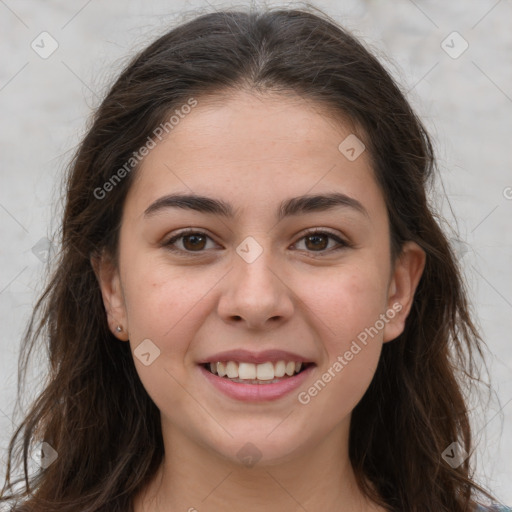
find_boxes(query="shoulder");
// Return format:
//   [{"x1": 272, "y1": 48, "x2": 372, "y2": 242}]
[{"x1": 475, "y1": 505, "x2": 512, "y2": 512}]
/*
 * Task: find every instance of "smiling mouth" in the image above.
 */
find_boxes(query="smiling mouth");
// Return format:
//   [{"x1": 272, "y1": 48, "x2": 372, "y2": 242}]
[{"x1": 202, "y1": 361, "x2": 314, "y2": 384}]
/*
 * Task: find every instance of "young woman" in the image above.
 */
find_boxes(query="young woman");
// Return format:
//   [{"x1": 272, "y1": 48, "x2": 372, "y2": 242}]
[{"x1": 1, "y1": 6, "x2": 510, "y2": 512}]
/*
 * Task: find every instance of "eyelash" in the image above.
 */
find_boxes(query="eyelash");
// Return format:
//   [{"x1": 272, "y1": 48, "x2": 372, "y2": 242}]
[{"x1": 162, "y1": 228, "x2": 350, "y2": 256}]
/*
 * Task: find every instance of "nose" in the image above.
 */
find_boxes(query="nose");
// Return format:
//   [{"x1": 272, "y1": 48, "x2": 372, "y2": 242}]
[{"x1": 217, "y1": 240, "x2": 295, "y2": 330}]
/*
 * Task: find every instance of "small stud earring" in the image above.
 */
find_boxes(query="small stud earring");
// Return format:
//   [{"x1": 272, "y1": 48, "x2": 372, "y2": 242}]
[{"x1": 116, "y1": 325, "x2": 122, "y2": 333}]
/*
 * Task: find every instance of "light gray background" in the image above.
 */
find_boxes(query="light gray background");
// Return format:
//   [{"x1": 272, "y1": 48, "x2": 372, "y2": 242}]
[{"x1": 1, "y1": 0, "x2": 511, "y2": 505}]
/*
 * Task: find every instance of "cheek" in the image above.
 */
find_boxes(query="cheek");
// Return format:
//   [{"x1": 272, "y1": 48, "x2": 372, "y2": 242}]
[
  {"x1": 301, "y1": 260, "x2": 389, "y2": 345},
  {"x1": 122, "y1": 250, "x2": 211, "y2": 340},
  {"x1": 296, "y1": 266, "x2": 387, "y2": 419},
  {"x1": 121, "y1": 256, "x2": 214, "y2": 411},
  {"x1": 120, "y1": 252, "x2": 226, "y2": 393},
  {"x1": 296, "y1": 261, "x2": 388, "y2": 401}
]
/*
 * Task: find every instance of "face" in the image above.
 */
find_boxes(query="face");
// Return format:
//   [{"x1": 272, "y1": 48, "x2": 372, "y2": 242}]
[{"x1": 95, "y1": 90, "x2": 425, "y2": 467}]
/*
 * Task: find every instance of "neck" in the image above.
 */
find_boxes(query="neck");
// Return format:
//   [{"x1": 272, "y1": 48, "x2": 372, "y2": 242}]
[{"x1": 134, "y1": 417, "x2": 384, "y2": 512}]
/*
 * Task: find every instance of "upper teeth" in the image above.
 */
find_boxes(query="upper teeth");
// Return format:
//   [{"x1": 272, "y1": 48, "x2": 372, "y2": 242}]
[{"x1": 209, "y1": 361, "x2": 303, "y2": 380}]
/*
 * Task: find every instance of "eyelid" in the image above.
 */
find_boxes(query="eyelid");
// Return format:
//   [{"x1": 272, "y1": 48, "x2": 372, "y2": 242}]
[
  {"x1": 162, "y1": 228, "x2": 220, "y2": 253},
  {"x1": 162, "y1": 227, "x2": 351, "y2": 255},
  {"x1": 292, "y1": 228, "x2": 351, "y2": 253}
]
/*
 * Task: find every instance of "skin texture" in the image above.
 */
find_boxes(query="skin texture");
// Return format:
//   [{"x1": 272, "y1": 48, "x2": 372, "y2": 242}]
[{"x1": 94, "y1": 90, "x2": 425, "y2": 512}]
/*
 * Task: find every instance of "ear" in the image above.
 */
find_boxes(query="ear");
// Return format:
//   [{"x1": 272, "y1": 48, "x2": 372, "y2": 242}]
[
  {"x1": 90, "y1": 251, "x2": 129, "y2": 341},
  {"x1": 383, "y1": 241, "x2": 426, "y2": 343}
]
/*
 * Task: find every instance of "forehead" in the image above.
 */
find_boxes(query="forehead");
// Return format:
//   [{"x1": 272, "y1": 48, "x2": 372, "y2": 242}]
[
  {"x1": 124, "y1": 90, "x2": 384, "y2": 221},
  {"x1": 155, "y1": 90, "x2": 359, "y2": 162}
]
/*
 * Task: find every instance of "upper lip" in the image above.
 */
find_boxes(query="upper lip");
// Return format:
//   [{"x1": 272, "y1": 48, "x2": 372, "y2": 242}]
[{"x1": 198, "y1": 349, "x2": 314, "y2": 365}]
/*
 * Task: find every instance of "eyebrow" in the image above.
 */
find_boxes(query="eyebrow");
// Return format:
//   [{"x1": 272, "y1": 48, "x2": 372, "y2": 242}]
[{"x1": 143, "y1": 192, "x2": 368, "y2": 221}]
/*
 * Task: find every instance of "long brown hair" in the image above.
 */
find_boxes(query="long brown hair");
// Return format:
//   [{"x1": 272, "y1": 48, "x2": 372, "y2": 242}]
[{"x1": 1, "y1": 5, "x2": 500, "y2": 511}]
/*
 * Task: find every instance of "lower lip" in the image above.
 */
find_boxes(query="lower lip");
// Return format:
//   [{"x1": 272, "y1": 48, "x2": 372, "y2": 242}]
[{"x1": 199, "y1": 364, "x2": 315, "y2": 402}]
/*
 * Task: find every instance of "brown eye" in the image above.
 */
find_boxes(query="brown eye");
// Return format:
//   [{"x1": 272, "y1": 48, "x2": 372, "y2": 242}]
[
  {"x1": 182, "y1": 233, "x2": 207, "y2": 251},
  {"x1": 163, "y1": 229, "x2": 348, "y2": 256},
  {"x1": 164, "y1": 230, "x2": 216, "y2": 253},
  {"x1": 293, "y1": 230, "x2": 348, "y2": 254},
  {"x1": 304, "y1": 233, "x2": 329, "y2": 251}
]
